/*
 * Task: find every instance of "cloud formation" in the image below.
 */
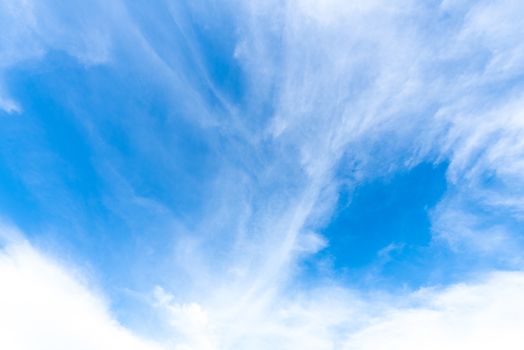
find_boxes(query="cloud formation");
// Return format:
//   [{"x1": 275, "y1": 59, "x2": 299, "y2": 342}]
[
  {"x1": 344, "y1": 272, "x2": 524, "y2": 350},
  {"x1": 0, "y1": 224, "x2": 163, "y2": 350},
  {"x1": 0, "y1": 0, "x2": 524, "y2": 348},
  {"x1": 3, "y1": 221, "x2": 521, "y2": 350},
  {"x1": 153, "y1": 269, "x2": 524, "y2": 349}
]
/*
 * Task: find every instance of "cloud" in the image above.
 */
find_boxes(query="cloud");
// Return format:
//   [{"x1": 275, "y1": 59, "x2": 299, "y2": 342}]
[
  {"x1": 150, "y1": 267, "x2": 524, "y2": 349},
  {"x1": 1, "y1": 0, "x2": 524, "y2": 348},
  {"x1": 2, "y1": 221, "x2": 523, "y2": 349},
  {"x1": 0, "y1": 0, "x2": 114, "y2": 67},
  {"x1": 0, "y1": 0, "x2": 118, "y2": 113},
  {"x1": 151, "y1": 1, "x2": 524, "y2": 344},
  {"x1": 0, "y1": 223, "x2": 163, "y2": 350},
  {"x1": 232, "y1": 0, "x2": 524, "y2": 266},
  {"x1": 0, "y1": 93, "x2": 21, "y2": 114},
  {"x1": 343, "y1": 271, "x2": 524, "y2": 350}
]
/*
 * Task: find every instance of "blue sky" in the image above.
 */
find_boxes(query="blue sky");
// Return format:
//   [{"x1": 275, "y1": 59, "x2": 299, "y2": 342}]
[{"x1": 1, "y1": 0, "x2": 524, "y2": 349}]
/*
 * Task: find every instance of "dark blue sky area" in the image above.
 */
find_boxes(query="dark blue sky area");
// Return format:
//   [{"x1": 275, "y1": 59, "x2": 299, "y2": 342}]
[{"x1": 313, "y1": 162, "x2": 449, "y2": 287}]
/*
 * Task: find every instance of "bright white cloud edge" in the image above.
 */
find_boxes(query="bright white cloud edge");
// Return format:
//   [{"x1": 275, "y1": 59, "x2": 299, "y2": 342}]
[
  {"x1": 0, "y1": 224, "x2": 163, "y2": 350},
  {"x1": 2, "y1": 223, "x2": 523, "y2": 350}
]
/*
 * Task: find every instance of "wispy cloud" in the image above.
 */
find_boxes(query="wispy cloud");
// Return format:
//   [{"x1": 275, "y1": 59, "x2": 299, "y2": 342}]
[{"x1": 1, "y1": 0, "x2": 524, "y2": 348}]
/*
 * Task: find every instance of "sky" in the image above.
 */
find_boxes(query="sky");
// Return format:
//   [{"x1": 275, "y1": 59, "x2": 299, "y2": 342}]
[{"x1": 1, "y1": 0, "x2": 524, "y2": 349}]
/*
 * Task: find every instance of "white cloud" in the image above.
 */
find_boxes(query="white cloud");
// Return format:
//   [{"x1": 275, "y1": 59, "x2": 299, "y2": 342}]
[
  {"x1": 2, "y1": 221, "x2": 523, "y2": 349},
  {"x1": 0, "y1": 224, "x2": 163, "y2": 350},
  {"x1": 137, "y1": 5, "x2": 524, "y2": 347},
  {"x1": 0, "y1": 93, "x2": 21, "y2": 114},
  {"x1": 343, "y1": 271, "x2": 524, "y2": 350},
  {"x1": 0, "y1": 0, "x2": 114, "y2": 67},
  {"x1": 0, "y1": 0, "x2": 120, "y2": 113},
  {"x1": 293, "y1": 231, "x2": 328, "y2": 254},
  {"x1": 166, "y1": 1, "x2": 524, "y2": 345},
  {"x1": 150, "y1": 269, "x2": 524, "y2": 349},
  {"x1": 233, "y1": 0, "x2": 524, "y2": 263}
]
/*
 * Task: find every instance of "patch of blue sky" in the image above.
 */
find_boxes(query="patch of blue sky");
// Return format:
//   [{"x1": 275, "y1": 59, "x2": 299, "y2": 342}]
[
  {"x1": 1, "y1": 48, "x2": 223, "y2": 295},
  {"x1": 303, "y1": 156, "x2": 524, "y2": 290},
  {"x1": 0, "y1": 152, "x2": 43, "y2": 231},
  {"x1": 302, "y1": 162, "x2": 448, "y2": 288}
]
